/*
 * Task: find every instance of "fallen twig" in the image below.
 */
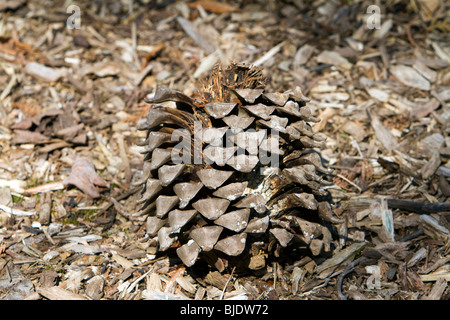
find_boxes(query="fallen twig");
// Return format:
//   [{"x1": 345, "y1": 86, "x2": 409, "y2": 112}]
[
  {"x1": 337, "y1": 257, "x2": 368, "y2": 300},
  {"x1": 386, "y1": 199, "x2": 450, "y2": 214},
  {"x1": 220, "y1": 266, "x2": 236, "y2": 300},
  {"x1": 399, "y1": 228, "x2": 424, "y2": 242}
]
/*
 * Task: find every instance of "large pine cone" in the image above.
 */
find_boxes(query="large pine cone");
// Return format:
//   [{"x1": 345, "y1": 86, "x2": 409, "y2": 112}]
[{"x1": 135, "y1": 63, "x2": 336, "y2": 270}]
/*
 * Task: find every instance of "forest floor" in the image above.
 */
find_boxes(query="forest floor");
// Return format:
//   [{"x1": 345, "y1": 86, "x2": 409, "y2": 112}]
[{"x1": 0, "y1": 0, "x2": 449, "y2": 300}]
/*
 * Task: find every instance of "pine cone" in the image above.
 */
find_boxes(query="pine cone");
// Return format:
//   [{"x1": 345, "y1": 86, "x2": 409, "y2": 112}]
[{"x1": 136, "y1": 63, "x2": 336, "y2": 270}]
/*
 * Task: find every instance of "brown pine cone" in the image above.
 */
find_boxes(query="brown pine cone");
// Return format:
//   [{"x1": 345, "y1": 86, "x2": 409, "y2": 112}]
[{"x1": 135, "y1": 63, "x2": 337, "y2": 271}]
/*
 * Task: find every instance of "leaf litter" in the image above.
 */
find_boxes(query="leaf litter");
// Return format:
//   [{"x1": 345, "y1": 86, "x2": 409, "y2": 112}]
[{"x1": 0, "y1": 0, "x2": 449, "y2": 300}]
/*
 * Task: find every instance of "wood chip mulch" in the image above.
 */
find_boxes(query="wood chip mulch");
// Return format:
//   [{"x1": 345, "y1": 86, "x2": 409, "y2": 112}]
[{"x1": 0, "y1": 0, "x2": 449, "y2": 300}]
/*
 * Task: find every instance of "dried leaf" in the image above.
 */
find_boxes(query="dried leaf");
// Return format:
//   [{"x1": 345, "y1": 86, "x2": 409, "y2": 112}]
[
  {"x1": 187, "y1": 0, "x2": 239, "y2": 14},
  {"x1": 62, "y1": 156, "x2": 108, "y2": 198},
  {"x1": 11, "y1": 129, "x2": 50, "y2": 144}
]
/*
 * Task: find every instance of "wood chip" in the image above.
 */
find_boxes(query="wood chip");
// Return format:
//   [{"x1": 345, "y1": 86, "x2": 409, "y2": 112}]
[
  {"x1": 24, "y1": 62, "x2": 63, "y2": 82},
  {"x1": 316, "y1": 242, "x2": 367, "y2": 274},
  {"x1": 176, "y1": 17, "x2": 215, "y2": 54},
  {"x1": 36, "y1": 286, "x2": 88, "y2": 300},
  {"x1": 390, "y1": 65, "x2": 430, "y2": 91},
  {"x1": 367, "y1": 109, "x2": 398, "y2": 153}
]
